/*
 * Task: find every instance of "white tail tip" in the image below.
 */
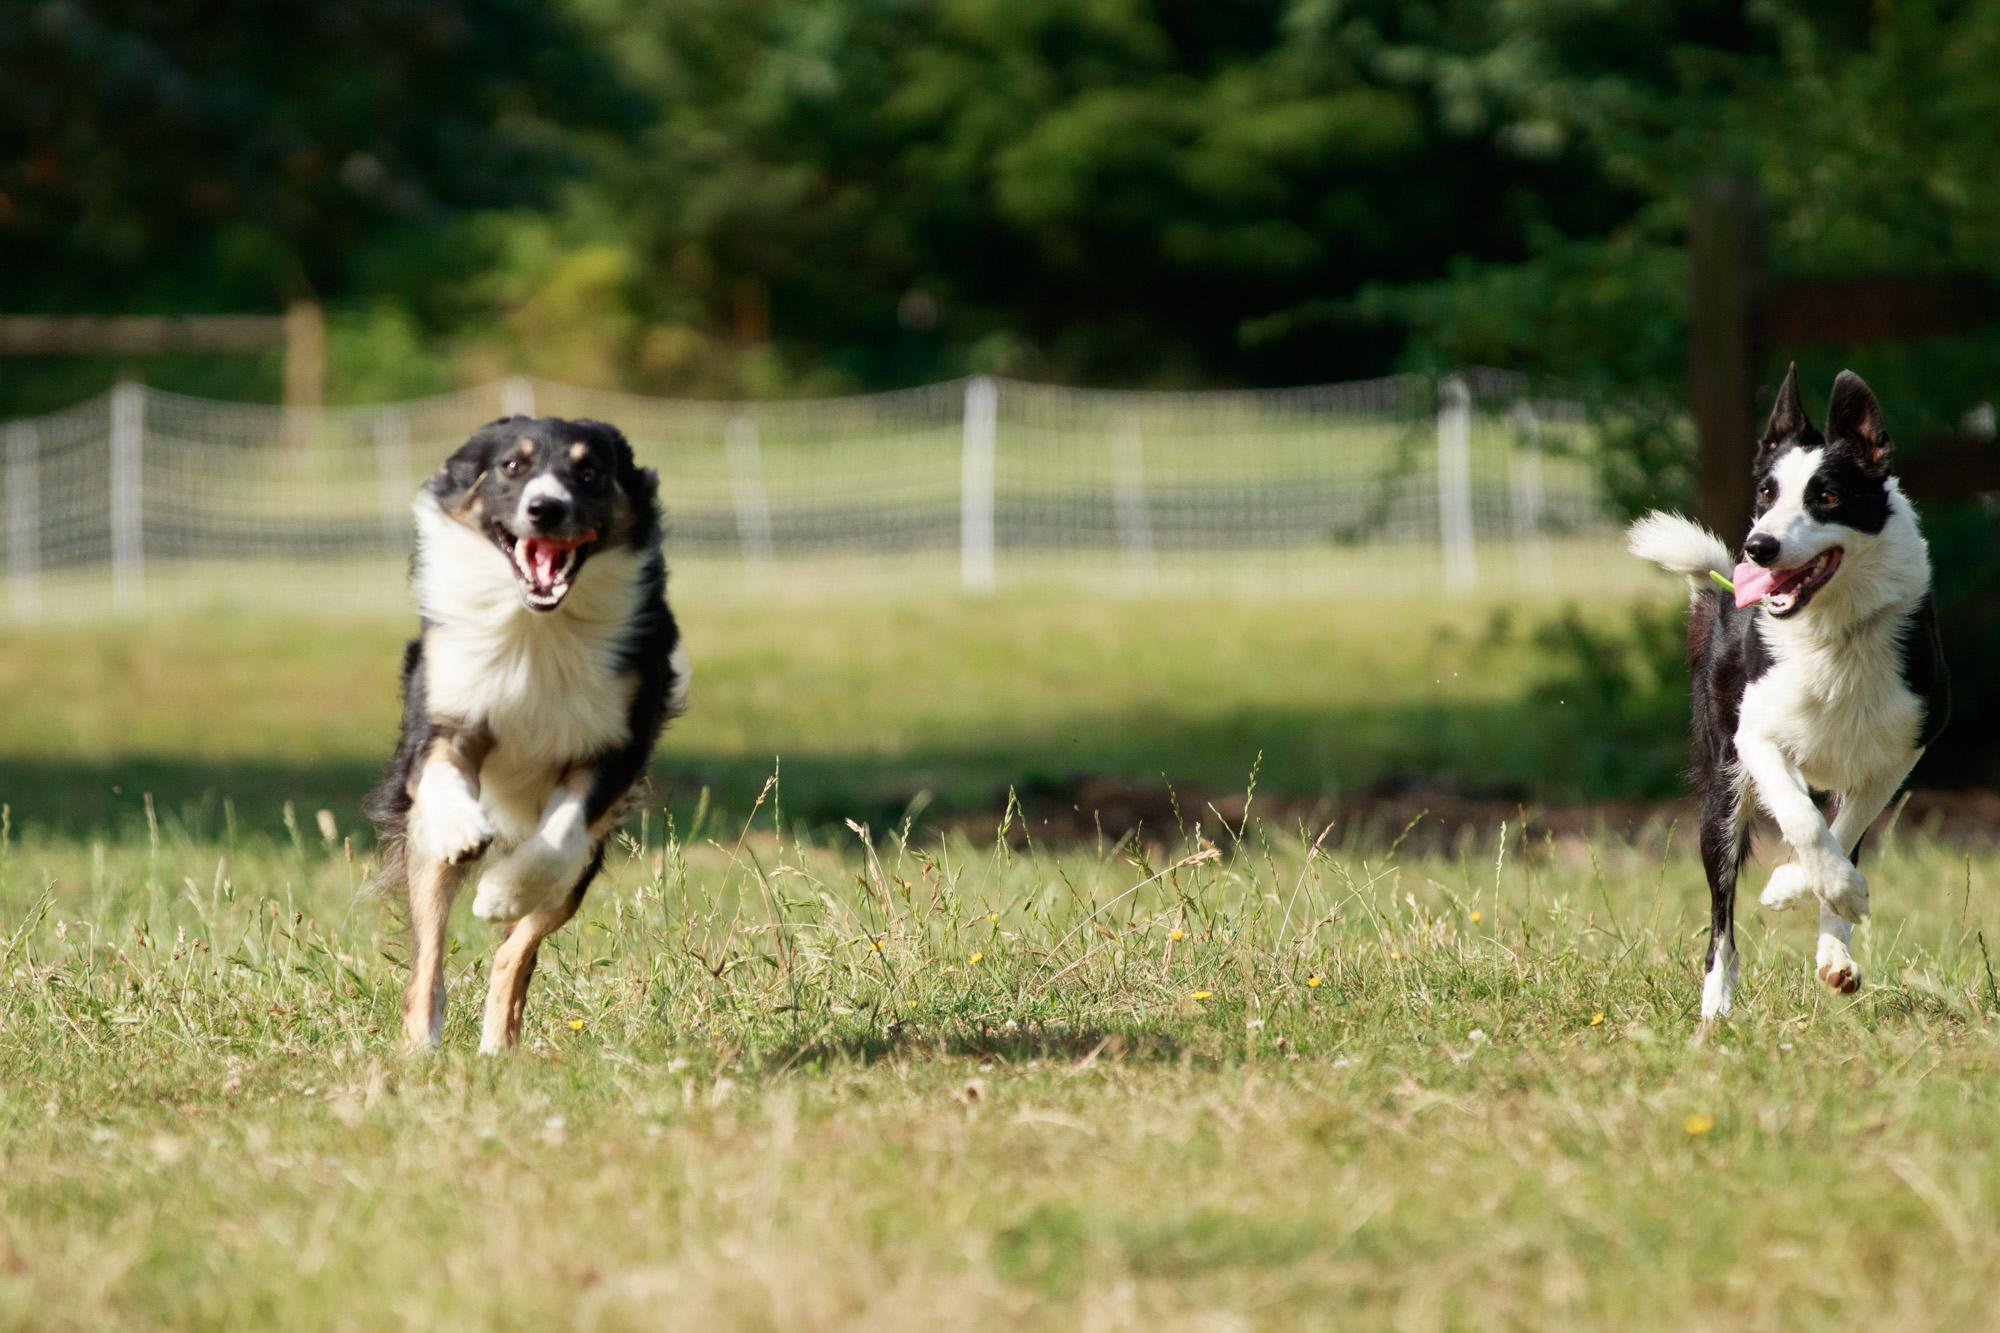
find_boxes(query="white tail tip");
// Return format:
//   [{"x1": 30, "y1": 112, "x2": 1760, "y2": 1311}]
[{"x1": 1626, "y1": 511, "x2": 1731, "y2": 580}]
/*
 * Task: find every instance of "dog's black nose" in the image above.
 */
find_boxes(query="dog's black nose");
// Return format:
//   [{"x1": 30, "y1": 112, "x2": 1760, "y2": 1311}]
[
  {"x1": 1744, "y1": 533, "x2": 1780, "y2": 566},
  {"x1": 526, "y1": 495, "x2": 571, "y2": 529}
]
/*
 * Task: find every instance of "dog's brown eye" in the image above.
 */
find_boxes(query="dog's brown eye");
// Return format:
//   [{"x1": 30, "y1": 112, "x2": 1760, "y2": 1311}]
[
  {"x1": 1758, "y1": 481, "x2": 1776, "y2": 501},
  {"x1": 1819, "y1": 489, "x2": 1839, "y2": 507},
  {"x1": 576, "y1": 465, "x2": 600, "y2": 485},
  {"x1": 502, "y1": 457, "x2": 527, "y2": 477}
]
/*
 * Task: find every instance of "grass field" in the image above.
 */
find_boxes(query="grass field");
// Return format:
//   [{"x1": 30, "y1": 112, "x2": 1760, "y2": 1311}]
[{"x1": 4, "y1": 592, "x2": 1997, "y2": 1329}]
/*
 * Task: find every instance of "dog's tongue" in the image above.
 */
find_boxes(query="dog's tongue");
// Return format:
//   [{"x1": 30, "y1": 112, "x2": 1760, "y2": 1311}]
[
  {"x1": 527, "y1": 540, "x2": 562, "y2": 589},
  {"x1": 1731, "y1": 560, "x2": 1777, "y2": 609},
  {"x1": 521, "y1": 533, "x2": 592, "y2": 592}
]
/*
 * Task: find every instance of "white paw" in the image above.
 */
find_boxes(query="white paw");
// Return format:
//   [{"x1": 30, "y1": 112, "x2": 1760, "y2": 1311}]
[
  {"x1": 1759, "y1": 862, "x2": 1816, "y2": 913},
  {"x1": 1817, "y1": 860, "x2": 1870, "y2": 923},
  {"x1": 1699, "y1": 939, "x2": 1738, "y2": 1020},
  {"x1": 470, "y1": 840, "x2": 576, "y2": 922},
  {"x1": 1816, "y1": 954, "x2": 1863, "y2": 995},
  {"x1": 413, "y1": 794, "x2": 492, "y2": 866}
]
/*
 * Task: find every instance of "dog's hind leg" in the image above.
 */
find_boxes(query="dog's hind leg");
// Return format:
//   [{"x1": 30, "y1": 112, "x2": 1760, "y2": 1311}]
[
  {"x1": 1697, "y1": 779, "x2": 1751, "y2": 1022},
  {"x1": 403, "y1": 849, "x2": 470, "y2": 1049},
  {"x1": 478, "y1": 844, "x2": 604, "y2": 1054}
]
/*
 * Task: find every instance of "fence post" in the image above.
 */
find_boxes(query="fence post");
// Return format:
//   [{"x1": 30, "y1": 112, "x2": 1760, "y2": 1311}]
[
  {"x1": 1506, "y1": 401, "x2": 1553, "y2": 587},
  {"x1": 502, "y1": 377, "x2": 537, "y2": 418},
  {"x1": 375, "y1": 413, "x2": 413, "y2": 548},
  {"x1": 110, "y1": 380, "x2": 145, "y2": 611},
  {"x1": 725, "y1": 416, "x2": 777, "y2": 578},
  {"x1": 1436, "y1": 376, "x2": 1477, "y2": 591},
  {"x1": 5, "y1": 421, "x2": 38, "y2": 619},
  {"x1": 960, "y1": 376, "x2": 997, "y2": 593},
  {"x1": 1111, "y1": 411, "x2": 1154, "y2": 588}
]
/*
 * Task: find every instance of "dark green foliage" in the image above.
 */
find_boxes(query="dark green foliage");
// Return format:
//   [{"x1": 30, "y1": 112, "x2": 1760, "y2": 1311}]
[{"x1": 0, "y1": 0, "x2": 634, "y2": 411}]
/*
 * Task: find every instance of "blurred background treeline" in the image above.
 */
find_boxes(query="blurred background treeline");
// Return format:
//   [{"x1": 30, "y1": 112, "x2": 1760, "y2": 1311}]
[
  {"x1": 2, "y1": 0, "x2": 1996, "y2": 792},
  {"x1": 6, "y1": 0, "x2": 2000, "y2": 416}
]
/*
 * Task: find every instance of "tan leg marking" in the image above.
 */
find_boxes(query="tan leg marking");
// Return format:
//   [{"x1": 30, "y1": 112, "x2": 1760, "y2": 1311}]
[
  {"x1": 478, "y1": 891, "x2": 584, "y2": 1054},
  {"x1": 403, "y1": 848, "x2": 470, "y2": 1050}
]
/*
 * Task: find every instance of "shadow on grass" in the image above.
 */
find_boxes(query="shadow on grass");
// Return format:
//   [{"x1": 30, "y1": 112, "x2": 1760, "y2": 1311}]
[
  {"x1": 0, "y1": 691, "x2": 1689, "y2": 844},
  {"x1": 756, "y1": 1020, "x2": 1185, "y2": 1075}
]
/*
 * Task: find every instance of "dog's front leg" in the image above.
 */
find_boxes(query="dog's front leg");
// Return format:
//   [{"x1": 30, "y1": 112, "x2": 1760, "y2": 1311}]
[
  {"x1": 402, "y1": 733, "x2": 492, "y2": 1050},
  {"x1": 1812, "y1": 762, "x2": 1918, "y2": 994},
  {"x1": 1737, "y1": 732, "x2": 1869, "y2": 923},
  {"x1": 472, "y1": 770, "x2": 597, "y2": 924}
]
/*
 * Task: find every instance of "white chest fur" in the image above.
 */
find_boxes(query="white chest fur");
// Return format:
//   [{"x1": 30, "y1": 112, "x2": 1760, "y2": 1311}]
[
  {"x1": 1743, "y1": 611, "x2": 1923, "y2": 793},
  {"x1": 411, "y1": 493, "x2": 645, "y2": 840}
]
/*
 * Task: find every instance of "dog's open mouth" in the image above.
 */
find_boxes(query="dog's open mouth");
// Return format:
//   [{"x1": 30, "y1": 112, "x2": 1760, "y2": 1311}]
[
  {"x1": 492, "y1": 528, "x2": 597, "y2": 611},
  {"x1": 1734, "y1": 547, "x2": 1843, "y2": 617}
]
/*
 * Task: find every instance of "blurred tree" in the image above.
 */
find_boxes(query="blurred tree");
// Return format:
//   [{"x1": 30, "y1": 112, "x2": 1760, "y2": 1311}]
[
  {"x1": 544, "y1": 0, "x2": 1627, "y2": 391},
  {"x1": 0, "y1": 0, "x2": 637, "y2": 408}
]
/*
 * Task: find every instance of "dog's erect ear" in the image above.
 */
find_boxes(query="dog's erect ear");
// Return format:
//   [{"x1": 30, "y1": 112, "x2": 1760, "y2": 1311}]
[
  {"x1": 576, "y1": 418, "x2": 661, "y2": 544},
  {"x1": 1758, "y1": 361, "x2": 1815, "y2": 456},
  {"x1": 430, "y1": 423, "x2": 509, "y2": 506},
  {"x1": 1827, "y1": 370, "x2": 1891, "y2": 475},
  {"x1": 574, "y1": 419, "x2": 645, "y2": 490}
]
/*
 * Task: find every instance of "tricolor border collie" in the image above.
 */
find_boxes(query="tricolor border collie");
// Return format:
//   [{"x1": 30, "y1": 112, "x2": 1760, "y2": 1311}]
[
  {"x1": 1629, "y1": 366, "x2": 1947, "y2": 1021},
  {"x1": 367, "y1": 415, "x2": 688, "y2": 1053}
]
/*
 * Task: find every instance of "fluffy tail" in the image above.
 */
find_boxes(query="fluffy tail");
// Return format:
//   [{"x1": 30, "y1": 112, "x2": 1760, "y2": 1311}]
[{"x1": 1626, "y1": 511, "x2": 1730, "y2": 586}]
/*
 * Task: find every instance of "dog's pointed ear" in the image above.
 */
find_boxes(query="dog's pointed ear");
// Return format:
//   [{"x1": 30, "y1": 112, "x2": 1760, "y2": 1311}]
[
  {"x1": 1759, "y1": 362, "x2": 1814, "y2": 455},
  {"x1": 1827, "y1": 370, "x2": 1891, "y2": 475},
  {"x1": 578, "y1": 418, "x2": 661, "y2": 544},
  {"x1": 430, "y1": 424, "x2": 507, "y2": 506},
  {"x1": 576, "y1": 419, "x2": 646, "y2": 490}
]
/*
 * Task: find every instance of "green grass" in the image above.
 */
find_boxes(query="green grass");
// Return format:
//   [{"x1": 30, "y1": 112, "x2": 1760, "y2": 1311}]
[
  {"x1": 5, "y1": 811, "x2": 2000, "y2": 1328},
  {"x1": 0, "y1": 588, "x2": 1683, "y2": 841},
  {"x1": 4, "y1": 593, "x2": 1994, "y2": 1329}
]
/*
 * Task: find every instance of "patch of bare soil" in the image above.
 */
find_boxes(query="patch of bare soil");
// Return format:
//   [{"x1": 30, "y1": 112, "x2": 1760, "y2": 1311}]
[{"x1": 930, "y1": 775, "x2": 2000, "y2": 854}]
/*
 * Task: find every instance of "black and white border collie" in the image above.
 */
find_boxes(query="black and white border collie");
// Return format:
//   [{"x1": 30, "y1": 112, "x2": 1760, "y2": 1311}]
[
  {"x1": 367, "y1": 415, "x2": 688, "y2": 1053},
  {"x1": 1629, "y1": 366, "x2": 1947, "y2": 1021}
]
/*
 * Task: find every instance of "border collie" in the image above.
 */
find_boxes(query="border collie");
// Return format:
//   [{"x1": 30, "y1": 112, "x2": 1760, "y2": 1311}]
[
  {"x1": 1628, "y1": 366, "x2": 1947, "y2": 1021},
  {"x1": 367, "y1": 415, "x2": 688, "y2": 1053}
]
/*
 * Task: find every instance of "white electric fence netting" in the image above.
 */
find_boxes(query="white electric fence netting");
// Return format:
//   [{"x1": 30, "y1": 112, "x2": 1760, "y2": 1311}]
[{"x1": 0, "y1": 371, "x2": 1640, "y2": 619}]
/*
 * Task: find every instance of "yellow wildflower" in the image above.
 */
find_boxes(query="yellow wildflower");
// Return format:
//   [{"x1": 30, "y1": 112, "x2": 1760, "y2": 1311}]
[
  {"x1": 968, "y1": 951, "x2": 984, "y2": 965},
  {"x1": 1190, "y1": 990, "x2": 1213, "y2": 1001},
  {"x1": 1590, "y1": 1011, "x2": 1605, "y2": 1027},
  {"x1": 1684, "y1": 1113, "x2": 1714, "y2": 1137},
  {"x1": 567, "y1": 1018, "x2": 584, "y2": 1031},
  {"x1": 1306, "y1": 975, "x2": 1323, "y2": 989},
  {"x1": 1169, "y1": 928, "x2": 1184, "y2": 942},
  {"x1": 1469, "y1": 911, "x2": 1482, "y2": 924}
]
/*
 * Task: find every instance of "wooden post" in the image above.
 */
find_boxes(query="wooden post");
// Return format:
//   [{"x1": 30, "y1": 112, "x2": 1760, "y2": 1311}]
[
  {"x1": 282, "y1": 299, "x2": 325, "y2": 410},
  {"x1": 281, "y1": 299, "x2": 325, "y2": 450},
  {"x1": 1688, "y1": 177, "x2": 1763, "y2": 540}
]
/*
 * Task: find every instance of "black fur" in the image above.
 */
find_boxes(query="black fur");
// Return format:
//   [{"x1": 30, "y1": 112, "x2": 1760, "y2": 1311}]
[
  {"x1": 1685, "y1": 368, "x2": 1946, "y2": 1007},
  {"x1": 1900, "y1": 594, "x2": 1951, "y2": 751},
  {"x1": 1686, "y1": 584, "x2": 1765, "y2": 974},
  {"x1": 364, "y1": 416, "x2": 683, "y2": 910}
]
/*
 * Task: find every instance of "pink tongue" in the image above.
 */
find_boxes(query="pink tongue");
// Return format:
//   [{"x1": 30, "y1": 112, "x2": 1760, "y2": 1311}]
[
  {"x1": 1731, "y1": 560, "x2": 1777, "y2": 609},
  {"x1": 529, "y1": 541, "x2": 560, "y2": 588}
]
